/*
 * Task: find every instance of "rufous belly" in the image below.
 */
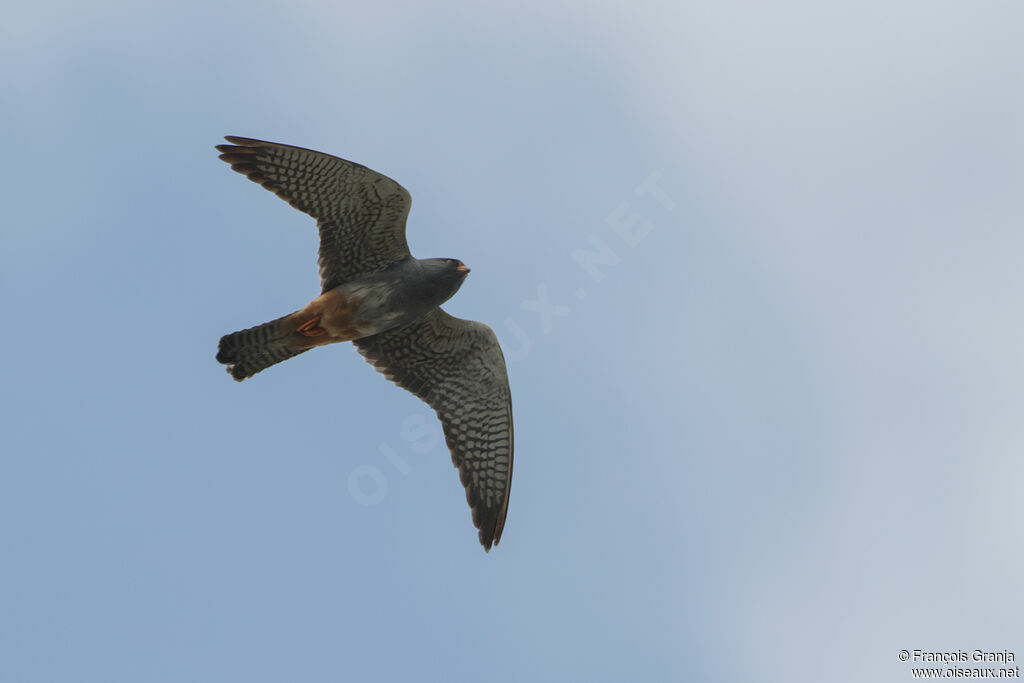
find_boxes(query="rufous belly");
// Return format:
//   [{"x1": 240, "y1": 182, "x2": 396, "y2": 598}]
[{"x1": 285, "y1": 289, "x2": 372, "y2": 349}]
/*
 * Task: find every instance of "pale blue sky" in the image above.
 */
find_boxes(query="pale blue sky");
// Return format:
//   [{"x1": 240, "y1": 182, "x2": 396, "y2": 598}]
[{"x1": 2, "y1": 2, "x2": 1023, "y2": 681}]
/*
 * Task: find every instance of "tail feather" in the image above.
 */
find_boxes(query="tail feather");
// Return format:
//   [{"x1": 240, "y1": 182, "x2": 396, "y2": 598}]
[{"x1": 217, "y1": 314, "x2": 307, "y2": 381}]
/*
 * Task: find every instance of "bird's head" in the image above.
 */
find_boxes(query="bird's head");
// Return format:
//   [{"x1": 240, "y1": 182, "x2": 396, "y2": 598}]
[{"x1": 421, "y1": 258, "x2": 471, "y2": 303}]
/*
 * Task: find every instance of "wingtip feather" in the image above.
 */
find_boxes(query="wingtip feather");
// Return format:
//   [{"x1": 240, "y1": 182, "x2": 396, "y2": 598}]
[{"x1": 223, "y1": 135, "x2": 266, "y2": 145}]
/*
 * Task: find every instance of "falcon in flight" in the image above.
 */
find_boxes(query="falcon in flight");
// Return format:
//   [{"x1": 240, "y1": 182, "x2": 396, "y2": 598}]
[{"x1": 214, "y1": 137, "x2": 513, "y2": 551}]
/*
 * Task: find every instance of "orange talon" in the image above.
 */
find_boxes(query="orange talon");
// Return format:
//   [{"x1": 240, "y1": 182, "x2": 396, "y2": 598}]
[{"x1": 296, "y1": 315, "x2": 326, "y2": 337}]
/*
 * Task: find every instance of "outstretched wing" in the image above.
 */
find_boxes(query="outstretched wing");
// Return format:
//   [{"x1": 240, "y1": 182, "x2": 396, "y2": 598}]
[
  {"x1": 217, "y1": 136, "x2": 412, "y2": 291},
  {"x1": 354, "y1": 309, "x2": 514, "y2": 551}
]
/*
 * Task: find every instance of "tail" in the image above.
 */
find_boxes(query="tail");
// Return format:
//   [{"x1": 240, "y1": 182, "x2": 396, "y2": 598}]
[{"x1": 217, "y1": 313, "x2": 308, "y2": 381}]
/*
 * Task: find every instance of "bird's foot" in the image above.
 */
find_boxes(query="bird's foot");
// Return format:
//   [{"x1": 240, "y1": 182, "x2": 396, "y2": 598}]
[{"x1": 296, "y1": 315, "x2": 326, "y2": 337}]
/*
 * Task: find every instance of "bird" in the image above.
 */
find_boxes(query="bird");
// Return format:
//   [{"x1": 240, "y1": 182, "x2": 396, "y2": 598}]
[{"x1": 214, "y1": 136, "x2": 513, "y2": 551}]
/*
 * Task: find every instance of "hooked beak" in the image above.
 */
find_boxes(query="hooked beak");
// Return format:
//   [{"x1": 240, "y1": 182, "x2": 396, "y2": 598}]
[{"x1": 457, "y1": 264, "x2": 471, "y2": 276}]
